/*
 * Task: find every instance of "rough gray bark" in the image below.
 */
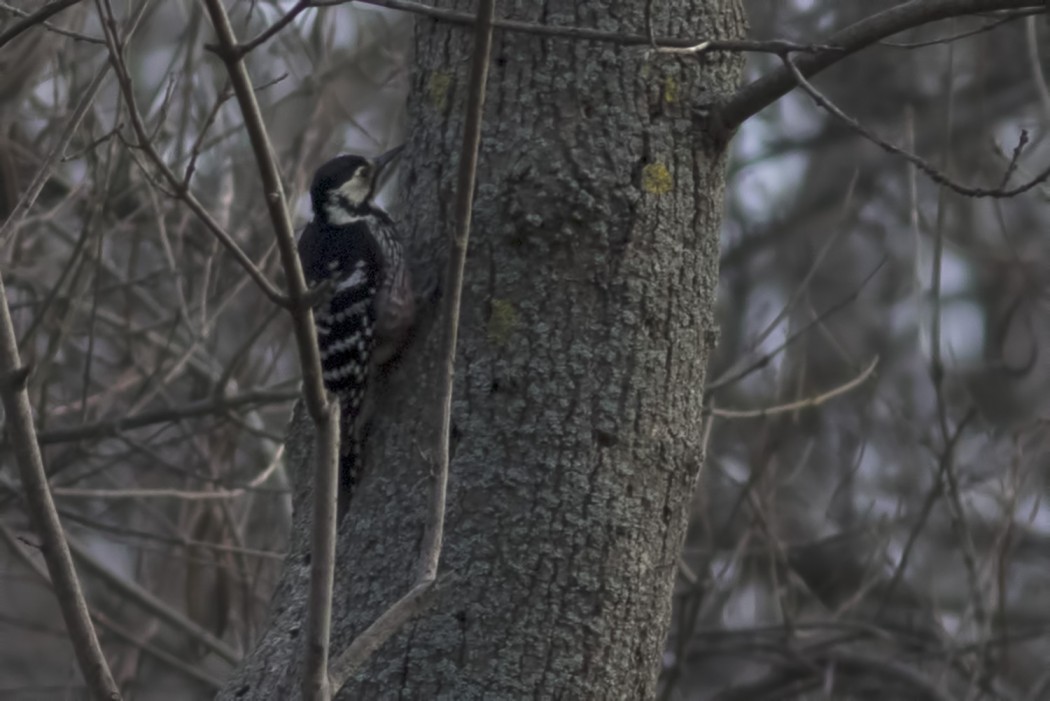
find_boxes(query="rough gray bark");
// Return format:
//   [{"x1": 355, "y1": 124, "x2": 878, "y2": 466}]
[{"x1": 219, "y1": 0, "x2": 745, "y2": 698}]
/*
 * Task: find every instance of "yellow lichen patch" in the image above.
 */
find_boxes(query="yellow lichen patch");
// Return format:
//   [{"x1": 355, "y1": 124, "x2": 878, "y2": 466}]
[
  {"x1": 428, "y1": 72, "x2": 451, "y2": 110},
  {"x1": 663, "y1": 75, "x2": 678, "y2": 104},
  {"x1": 487, "y1": 299, "x2": 518, "y2": 345},
  {"x1": 641, "y1": 163, "x2": 673, "y2": 195}
]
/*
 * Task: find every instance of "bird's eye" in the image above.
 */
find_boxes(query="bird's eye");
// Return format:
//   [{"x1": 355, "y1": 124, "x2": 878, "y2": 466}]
[{"x1": 358, "y1": 166, "x2": 372, "y2": 179}]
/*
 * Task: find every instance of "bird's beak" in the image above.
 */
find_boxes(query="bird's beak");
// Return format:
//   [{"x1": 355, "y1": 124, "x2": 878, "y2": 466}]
[{"x1": 373, "y1": 144, "x2": 405, "y2": 176}]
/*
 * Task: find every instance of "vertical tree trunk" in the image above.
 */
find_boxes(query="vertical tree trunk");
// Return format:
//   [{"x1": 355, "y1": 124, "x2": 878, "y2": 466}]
[
  {"x1": 219, "y1": 1, "x2": 745, "y2": 698},
  {"x1": 340, "y1": 0, "x2": 747, "y2": 696}
]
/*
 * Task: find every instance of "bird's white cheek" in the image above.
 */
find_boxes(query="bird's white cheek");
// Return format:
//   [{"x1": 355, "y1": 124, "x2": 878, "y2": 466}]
[
  {"x1": 337, "y1": 175, "x2": 370, "y2": 205},
  {"x1": 325, "y1": 202, "x2": 361, "y2": 225}
]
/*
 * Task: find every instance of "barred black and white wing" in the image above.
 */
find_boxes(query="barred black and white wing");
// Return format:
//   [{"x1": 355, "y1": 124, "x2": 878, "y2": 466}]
[
  {"x1": 315, "y1": 258, "x2": 376, "y2": 398},
  {"x1": 299, "y1": 150, "x2": 415, "y2": 522},
  {"x1": 298, "y1": 219, "x2": 382, "y2": 519}
]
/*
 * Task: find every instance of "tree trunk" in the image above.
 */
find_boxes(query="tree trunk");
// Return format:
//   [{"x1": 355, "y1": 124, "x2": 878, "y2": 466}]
[{"x1": 219, "y1": 0, "x2": 745, "y2": 698}]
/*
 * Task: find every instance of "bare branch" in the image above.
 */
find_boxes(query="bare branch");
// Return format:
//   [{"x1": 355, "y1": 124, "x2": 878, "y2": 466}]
[
  {"x1": 707, "y1": 259, "x2": 887, "y2": 392},
  {"x1": 199, "y1": 4, "x2": 353, "y2": 699},
  {"x1": 198, "y1": 0, "x2": 328, "y2": 422},
  {"x1": 327, "y1": 577, "x2": 444, "y2": 690},
  {"x1": 331, "y1": 0, "x2": 838, "y2": 56},
  {"x1": 1024, "y1": 14, "x2": 1050, "y2": 123},
  {"x1": 51, "y1": 444, "x2": 284, "y2": 500},
  {"x1": 719, "y1": 0, "x2": 1047, "y2": 130},
  {"x1": 0, "y1": 523, "x2": 224, "y2": 692},
  {"x1": 0, "y1": 0, "x2": 84, "y2": 49},
  {"x1": 0, "y1": 62, "x2": 108, "y2": 246},
  {"x1": 217, "y1": 0, "x2": 311, "y2": 58},
  {"x1": 214, "y1": 0, "x2": 839, "y2": 58},
  {"x1": 36, "y1": 388, "x2": 297, "y2": 445},
  {"x1": 709, "y1": 356, "x2": 879, "y2": 419},
  {"x1": 782, "y1": 54, "x2": 1050, "y2": 198},
  {"x1": 0, "y1": 283, "x2": 121, "y2": 698},
  {"x1": 93, "y1": 0, "x2": 289, "y2": 308},
  {"x1": 326, "y1": 0, "x2": 496, "y2": 692},
  {"x1": 65, "y1": 530, "x2": 241, "y2": 664},
  {"x1": 415, "y1": 0, "x2": 497, "y2": 587},
  {"x1": 303, "y1": 402, "x2": 339, "y2": 701}
]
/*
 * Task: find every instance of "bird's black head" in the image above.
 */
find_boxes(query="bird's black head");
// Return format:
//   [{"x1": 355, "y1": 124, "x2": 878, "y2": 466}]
[{"x1": 309, "y1": 146, "x2": 403, "y2": 224}]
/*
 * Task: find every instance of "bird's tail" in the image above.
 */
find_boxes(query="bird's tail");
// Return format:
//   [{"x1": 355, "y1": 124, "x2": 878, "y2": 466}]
[{"x1": 337, "y1": 398, "x2": 362, "y2": 522}]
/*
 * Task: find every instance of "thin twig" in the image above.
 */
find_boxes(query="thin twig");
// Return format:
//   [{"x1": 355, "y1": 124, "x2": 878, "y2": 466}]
[
  {"x1": 649, "y1": 40, "x2": 711, "y2": 55},
  {"x1": 415, "y1": 0, "x2": 497, "y2": 587},
  {"x1": 0, "y1": 62, "x2": 109, "y2": 246},
  {"x1": 879, "y1": 411, "x2": 975, "y2": 618},
  {"x1": 327, "y1": 0, "x2": 497, "y2": 692},
  {"x1": 929, "y1": 41, "x2": 954, "y2": 443},
  {"x1": 225, "y1": 0, "x2": 310, "y2": 57},
  {"x1": 198, "y1": 0, "x2": 327, "y2": 422},
  {"x1": 36, "y1": 388, "x2": 298, "y2": 445},
  {"x1": 1024, "y1": 14, "x2": 1050, "y2": 124},
  {"x1": 0, "y1": 0, "x2": 84, "y2": 49},
  {"x1": 327, "y1": 577, "x2": 446, "y2": 689},
  {"x1": 335, "y1": 0, "x2": 836, "y2": 56},
  {"x1": 65, "y1": 530, "x2": 241, "y2": 664},
  {"x1": 52, "y1": 486, "x2": 258, "y2": 500},
  {"x1": 0, "y1": 523, "x2": 223, "y2": 692},
  {"x1": 814, "y1": 649, "x2": 957, "y2": 701},
  {"x1": 997, "y1": 130, "x2": 1029, "y2": 190},
  {"x1": 782, "y1": 54, "x2": 1050, "y2": 199},
  {"x1": 226, "y1": 0, "x2": 838, "y2": 58},
  {"x1": 931, "y1": 47, "x2": 990, "y2": 638},
  {"x1": 93, "y1": 0, "x2": 289, "y2": 308},
  {"x1": 51, "y1": 442, "x2": 283, "y2": 499},
  {"x1": 709, "y1": 356, "x2": 878, "y2": 419},
  {"x1": 882, "y1": 9, "x2": 1037, "y2": 48},
  {"x1": 303, "y1": 402, "x2": 339, "y2": 701},
  {"x1": 729, "y1": 172, "x2": 859, "y2": 372},
  {"x1": 199, "y1": 3, "x2": 344, "y2": 699},
  {"x1": 0, "y1": 280, "x2": 121, "y2": 699},
  {"x1": 0, "y1": 10, "x2": 124, "y2": 700},
  {"x1": 707, "y1": 258, "x2": 886, "y2": 392},
  {"x1": 719, "y1": 0, "x2": 1048, "y2": 130}
]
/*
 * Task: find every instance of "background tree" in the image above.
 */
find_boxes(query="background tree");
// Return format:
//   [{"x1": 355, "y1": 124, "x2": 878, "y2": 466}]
[{"x1": 2, "y1": 1, "x2": 1050, "y2": 700}]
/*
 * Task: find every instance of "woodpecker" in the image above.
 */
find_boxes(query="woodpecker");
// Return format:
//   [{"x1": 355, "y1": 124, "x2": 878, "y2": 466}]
[{"x1": 297, "y1": 147, "x2": 414, "y2": 520}]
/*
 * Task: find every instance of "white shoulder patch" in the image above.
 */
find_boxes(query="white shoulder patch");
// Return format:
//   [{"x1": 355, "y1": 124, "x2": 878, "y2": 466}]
[
  {"x1": 324, "y1": 204, "x2": 368, "y2": 226},
  {"x1": 336, "y1": 262, "x2": 369, "y2": 292}
]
